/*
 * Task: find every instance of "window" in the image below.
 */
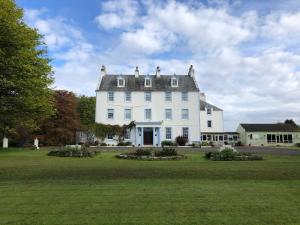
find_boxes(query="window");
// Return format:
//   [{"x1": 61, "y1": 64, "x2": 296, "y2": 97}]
[
  {"x1": 288, "y1": 134, "x2": 293, "y2": 143},
  {"x1": 124, "y1": 129, "x2": 130, "y2": 140},
  {"x1": 182, "y1": 127, "x2": 189, "y2": 139},
  {"x1": 117, "y1": 78, "x2": 125, "y2": 87},
  {"x1": 107, "y1": 133, "x2": 114, "y2": 139},
  {"x1": 145, "y1": 109, "x2": 152, "y2": 120},
  {"x1": 145, "y1": 78, "x2": 151, "y2": 87},
  {"x1": 107, "y1": 109, "x2": 114, "y2": 119},
  {"x1": 207, "y1": 120, "x2": 212, "y2": 128},
  {"x1": 165, "y1": 91, "x2": 172, "y2": 101},
  {"x1": 145, "y1": 91, "x2": 151, "y2": 102},
  {"x1": 166, "y1": 127, "x2": 172, "y2": 139},
  {"x1": 182, "y1": 92, "x2": 188, "y2": 101},
  {"x1": 124, "y1": 109, "x2": 131, "y2": 120},
  {"x1": 267, "y1": 134, "x2": 276, "y2": 143},
  {"x1": 249, "y1": 134, "x2": 253, "y2": 140},
  {"x1": 207, "y1": 108, "x2": 212, "y2": 115},
  {"x1": 202, "y1": 135, "x2": 207, "y2": 141},
  {"x1": 165, "y1": 109, "x2": 172, "y2": 120},
  {"x1": 107, "y1": 91, "x2": 114, "y2": 101},
  {"x1": 219, "y1": 135, "x2": 223, "y2": 141},
  {"x1": 125, "y1": 92, "x2": 131, "y2": 102},
  {"x1": 171, "y1": 78, "x2": 178, "y2": 87},
  {"x1": 181, "y1": 109, "x2": 189, "y2": 120}
]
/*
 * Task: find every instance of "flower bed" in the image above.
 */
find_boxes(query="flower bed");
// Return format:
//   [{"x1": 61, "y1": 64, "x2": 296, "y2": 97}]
[
  {"x1": 47, "y1": 146, "x2": 97, "y2": 158},
  {"x1": 204, "y1": 147, "x2": 263, "y2": 161},
  {"x1": 116, "y1": 148, "x2": 186, "y2": 160}
]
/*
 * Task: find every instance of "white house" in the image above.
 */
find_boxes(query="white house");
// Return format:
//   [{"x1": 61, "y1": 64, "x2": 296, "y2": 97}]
[{"x1": 95, "y1": 65, "x2": 201, "y2": 146}]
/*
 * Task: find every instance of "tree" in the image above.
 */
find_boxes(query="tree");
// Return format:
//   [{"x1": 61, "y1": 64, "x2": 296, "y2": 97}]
[
  {"x1": 0, "y1": 0, "x2": 54, "y2": 139},
  {"x1": 284, "y1": 119, "x2": 297, "y2": 127},
  {"x1": 39, "y1": 90, "x2": 81, "y2": 145},
  {"x1": 76, "y1": 95, "x2": 96, "y2": 131}
]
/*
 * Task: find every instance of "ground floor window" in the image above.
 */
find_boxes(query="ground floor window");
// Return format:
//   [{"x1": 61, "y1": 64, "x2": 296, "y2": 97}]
[
  {"x1": 219, "y1": 135, "x2": 223, "y2": 141},
  {"x1": 107, "y1": 133, "x2": 114, "y2": 140},
  {"x1": 182, "y1": 127, "x2": 189, "y2": 139},
  {"x1": 124, "y1": 129, "x2": 130, "y2": 140},
  {"x1": 267, "y1": 134, "x2": 293, "y2": 143},
  {"x1": 202, "y1": 135, "x2": 207, "y2": 141},
  {"x1": 165, "y1": 127, "x2": 172, "y2": 139}
]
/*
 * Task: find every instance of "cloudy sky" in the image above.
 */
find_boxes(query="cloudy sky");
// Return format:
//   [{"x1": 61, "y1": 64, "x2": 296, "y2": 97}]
[{"x1": 17, "y1": 0, "x2": 300, "y2": 130}]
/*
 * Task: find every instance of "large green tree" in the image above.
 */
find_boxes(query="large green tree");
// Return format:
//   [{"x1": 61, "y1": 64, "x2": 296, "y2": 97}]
[
  {"x1": 0, "y1": 0, "x2": 54, "y2": 138},
  {"x1": 76, "y1": 95, "x2": 96, "y2": 131}
]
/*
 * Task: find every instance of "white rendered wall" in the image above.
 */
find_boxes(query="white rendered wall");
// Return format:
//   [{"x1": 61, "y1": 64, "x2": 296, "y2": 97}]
[
  {"x1": 95, "y1": 91, "x2": 201, "y2": 143},
  {"x1": 200, "y1": 110, "x2": 224, "y2": 133}
]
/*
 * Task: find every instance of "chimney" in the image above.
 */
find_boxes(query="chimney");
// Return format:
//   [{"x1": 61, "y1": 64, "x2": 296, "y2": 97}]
[
  {"x1": 200, "y1": 92, "x2": 206, "y2": 102},
  {"x1": 188, "y1": 65, "x2": 194, "y2": 77},
  {"x1": 155, "y1": 66, "x2": 161, "y2": 77},
  {"x1": 101, "y1": 65, "x2": 106, "y2": 76},
  {"x1": 135, "y1": 66, "x2": 139, "y2": 78}
]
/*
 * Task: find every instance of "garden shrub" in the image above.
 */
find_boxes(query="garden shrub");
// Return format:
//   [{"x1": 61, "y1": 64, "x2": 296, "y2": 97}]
[
  {"x1": 205, "y1": 148, "x2": 263, "y2": 161},
  {"x1": 134, "y1": 148, "x2": 152, "y2": 156},
  {"x1": 117, "y1": 141, "x2": 132, "y2": 146},
  {"x1": 201, "y1": 141, "x2": 211, "y2": 146},
  {"x1": 161, "y1": 140, "x2": 173, "y2": 147},
  {"x1": 47, "y1": 146, "x2": 97, "y2": 158},
  {"x1": 100, "y1": 142, "x2": 107, "y2": 146},
  {"x1": 155, "y1": 148, "x2": 178, "y2": 157},
  {"x1": 175, "y1": 136, "x2": 188, "y2": 146},
  {"x1": 295, "y1": 143, "x2": 300, "y2": 147}
]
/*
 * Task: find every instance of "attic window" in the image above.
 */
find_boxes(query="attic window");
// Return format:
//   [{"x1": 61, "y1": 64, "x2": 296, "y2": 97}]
[
  {"x1": 171, "y1": 78, "x2": 178, "y2": 87},
  {"x1": 145, "y1": 78, "x2": 152, "y2": 87},
  {"x1": 117, "y1": 78, "x2": 125, "y2": 87}
]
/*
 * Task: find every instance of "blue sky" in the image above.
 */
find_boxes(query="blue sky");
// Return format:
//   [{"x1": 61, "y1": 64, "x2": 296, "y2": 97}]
[{"x1": 16, "y1": 0, "x2": 300, "y2": 130}]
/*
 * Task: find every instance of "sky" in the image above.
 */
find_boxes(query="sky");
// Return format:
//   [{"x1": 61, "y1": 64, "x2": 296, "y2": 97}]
[{"x1": 16, "y1": 0, "x2": 300, "y2": 131}]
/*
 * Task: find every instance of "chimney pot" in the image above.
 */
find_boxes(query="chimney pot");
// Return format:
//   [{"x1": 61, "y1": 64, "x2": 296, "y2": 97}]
[
  {"x1": 101, "y1": 65, "x2": 106, "y2": 76},
  {"x1": 156, "y1": 66, "x2": 161, "y2": 77},
  {"x1": 188, "y1": 65, "x2": 194, "y2": 77},
  {"x1": 135, "y1": 66, "x2": 139, "y2": 78}
]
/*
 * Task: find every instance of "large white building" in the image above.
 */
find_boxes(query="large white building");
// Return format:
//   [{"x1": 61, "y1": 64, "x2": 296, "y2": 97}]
[{"x1": 96, "y1": 65, "x2": 202, "y2": 146}]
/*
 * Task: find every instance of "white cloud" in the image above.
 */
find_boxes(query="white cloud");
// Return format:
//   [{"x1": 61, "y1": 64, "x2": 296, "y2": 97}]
[{"x1": 95, "y1": 0, "x2": 139, "y2": 29}]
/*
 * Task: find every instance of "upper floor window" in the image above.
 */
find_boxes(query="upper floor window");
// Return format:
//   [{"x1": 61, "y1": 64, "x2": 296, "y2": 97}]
[
  {"x1": 125, "y1": 92, "x2": 131, "y2": 102},
  {"x1": 145, "y1": 91, "x2": 151, "y2": 102},
  {"x1": 182, "y1": 92, "x2": 188, "y2": 101},
  {"x1": 181, "y1": 109, "x2": 189, "y2": 120},
  {"x1": 117, "y1": 78, "x2": 125, "y2": 87},
  {"x1": 182, "y1": 127, "x2": 189, "y2": 139},
  {"x1": 145, "y1": 109, "x2": 152, "y2": 120},
  {"x1": 171, "y1": 78, "x2": 178, "y2": 87},
  {"x1": 165, "y1": 127, "x2": 172, "y2": 139},
  {"x1": 145, "y1": 78, "x2": 152, "y2": 87},
  {"x1": 107, "y1": 109, "x2": 114, "y2": 120},
  {"x1": 165, "y1": 108, "x2": 172, "y2": 120},
  {"x1": 165, "y1": 91, "x2": 172, "y2": 101},
  {"x1": 107, "y1": 91, "x2": 114, "y2": 101},
  {"x1": 124, "y1": 109, "x2": 132, "y2": 120},
  {"x1": 207, "y1": 120, "x2": 212, "y2": 128},
  {"x1": 207, "y1": 108, "x2": 212, "y2": 115}
]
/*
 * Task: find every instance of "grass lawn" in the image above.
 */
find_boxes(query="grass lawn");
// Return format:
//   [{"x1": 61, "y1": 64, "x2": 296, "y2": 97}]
[{"x1": 0, "y1": 148, "x2": 300, "y2": 225}]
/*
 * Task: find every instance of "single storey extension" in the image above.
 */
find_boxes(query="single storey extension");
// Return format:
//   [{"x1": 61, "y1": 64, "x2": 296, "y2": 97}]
[{"x1": 237, "y1": 123, "x2": 300, "y2": 146}]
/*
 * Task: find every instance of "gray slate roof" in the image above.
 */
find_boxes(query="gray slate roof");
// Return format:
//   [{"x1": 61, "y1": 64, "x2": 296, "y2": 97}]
[
  {"x1": 200, "y1": 100, "x2": 222, "y2": 111},
  {"x1": 97, "y1": 75, "x2": 199, "y2": 92},
  {"x1": 240, "y1": 123, "x2": 300, "y2": 132}
]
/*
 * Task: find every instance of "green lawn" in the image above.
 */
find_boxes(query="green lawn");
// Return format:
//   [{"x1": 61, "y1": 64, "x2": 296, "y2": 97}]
[{"x1": 0, "y1": 149, "x2": 300, "y2": 225}]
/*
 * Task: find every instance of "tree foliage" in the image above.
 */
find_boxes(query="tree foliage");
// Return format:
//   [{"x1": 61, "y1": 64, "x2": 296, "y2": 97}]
[
  {"x1": 0, "y1": 0, "x2": 54, "y2": 137},
  {"x1": 39, "y1": 90, "x2": 81, "y2": 145},
  {"x1": 94, "y1": 121, "x2": 135, "y2": 141},
  {"x1": 76, "y1": 95, "x2": 96, "y2": 131}
]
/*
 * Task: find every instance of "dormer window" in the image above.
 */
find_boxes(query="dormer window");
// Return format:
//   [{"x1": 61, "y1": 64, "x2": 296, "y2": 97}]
[
  {"x1": 171, "y1": 78, "x2": 178, "y2": 87},
  {"x1": 117, "y1": 77, "x2": 125, "y2": 87},
  {"x1": 145, "y1": 77, "x2": 152, "y2": 87}
]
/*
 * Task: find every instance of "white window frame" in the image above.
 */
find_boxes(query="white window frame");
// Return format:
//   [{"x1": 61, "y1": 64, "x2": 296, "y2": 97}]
[
  {"x1": 117, "y1": 78, "x2": 125, "y2": 87},
  {"x1": 165, "y1": 108, "x2": 172, "y2": 120},
  {"x1": 207, "y1": 108, "x2": 212, "y2": 115},
  {"x1": 165, "y1": 91, "x2": 172, "y2": 101},
  {"x1": 125, "y1": 92, "x2": 131, "y2": 102},
  {"x1": 181, "y1": 109, "x2": 189, "y2": 120},
  {"x1": 145, "y1": 109, "x2": 152, "y2": 120},
  {"x1": 182, "y1": 127, "x2": 189, "y2": 139},
  {"x1": 207, "y1": 120, "x2": 212, "y2": 128},
  {"x1": 107, "y1": 91, "x2": 114, "y2": 102},
  {"x1": 145, "y1": 78, "x2": 152, "y2": 87},
  {"x1": 181, "y1": 92, "x2": 188, "y2": 101},
  {"x1": 165, "y1": 127, "x2": 172, "y2": 140},
  {"x1": 124, "y1": 109, "x2": 131, "y2": 120},
  {"x1": 145, "y1": 91, "x2": 151, "y2": 102},
  {"x1": 107, "y1": 109, "x2": 114, "y2": 120},
  {"x1": 171, "y1": 78, "x2": 178, "y2": 87}
]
